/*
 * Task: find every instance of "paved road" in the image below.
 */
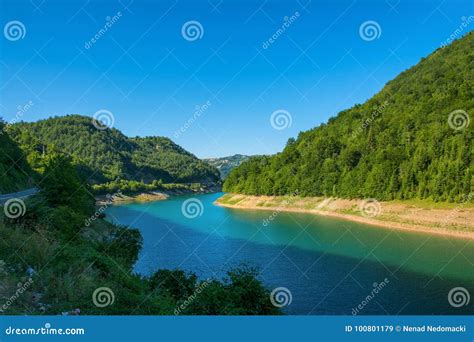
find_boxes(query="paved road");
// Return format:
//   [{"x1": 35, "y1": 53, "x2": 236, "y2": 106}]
[{"x1": 0, "y1": 187, "x2": 38, "y2": 204}]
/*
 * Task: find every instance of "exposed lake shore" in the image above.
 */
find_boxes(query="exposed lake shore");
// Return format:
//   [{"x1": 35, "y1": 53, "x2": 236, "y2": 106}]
[
  {"x1": 215, "y1": 193, "x2": 474, "y2": 240},
  {"x1": 96, "y1": 185, "x2": 221, "y2": 205}
]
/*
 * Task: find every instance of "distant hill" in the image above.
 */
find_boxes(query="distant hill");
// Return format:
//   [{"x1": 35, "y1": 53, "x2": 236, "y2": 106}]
[
  {"x1": 8, "y1": 115, "x2": 220, "y2": 185},
  {"x1": 224, "y1": 32, "x2": 473, "y2": 202},
  {"x1": 204, "y1": 154, "x2": 255, "y2": 179}
]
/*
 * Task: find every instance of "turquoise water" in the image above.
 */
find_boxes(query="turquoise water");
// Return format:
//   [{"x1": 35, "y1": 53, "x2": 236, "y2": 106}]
[{"x1": 105, "y1": 192, "x2": 474, "y2": 315}]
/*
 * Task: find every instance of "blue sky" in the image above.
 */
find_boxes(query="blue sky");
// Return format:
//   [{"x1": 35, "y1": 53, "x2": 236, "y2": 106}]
[{"x1": 0, "y1": 0, "x2": 472, "y2": 158}]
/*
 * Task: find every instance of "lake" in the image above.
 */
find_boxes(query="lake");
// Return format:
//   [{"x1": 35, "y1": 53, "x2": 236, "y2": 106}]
[{"x1": 105, "y1": 192, "x2": 474, "y2": 315}]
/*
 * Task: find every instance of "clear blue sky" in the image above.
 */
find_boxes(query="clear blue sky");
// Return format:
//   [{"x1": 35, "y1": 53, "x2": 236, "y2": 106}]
[{"x1": 0, "y1": 0, "x2": 472, "y2": 158}]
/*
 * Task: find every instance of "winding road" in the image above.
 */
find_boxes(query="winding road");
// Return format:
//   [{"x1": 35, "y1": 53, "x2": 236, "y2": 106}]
[{"x1": 0, "y1": 188, "x2": 38, "y2": 205}]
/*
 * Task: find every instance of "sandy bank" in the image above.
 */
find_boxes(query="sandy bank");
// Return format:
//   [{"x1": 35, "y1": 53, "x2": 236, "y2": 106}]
[
  {"x1": 96, "y1": 185, "x2": 221, "y2": 205},
  {"x1": 215, "y1": 194, "x2": 474, "y2": 240}
]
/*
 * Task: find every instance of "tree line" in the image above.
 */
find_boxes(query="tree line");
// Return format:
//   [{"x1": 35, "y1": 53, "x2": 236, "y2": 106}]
[{"x1": 224, "y1": 33, "x2": 473, "y2": 203}]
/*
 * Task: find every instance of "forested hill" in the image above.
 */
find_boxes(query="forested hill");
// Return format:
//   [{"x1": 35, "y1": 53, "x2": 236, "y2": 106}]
[
  {"x1": 0, "y1": 120, "x2": 278, "y2": 316},
  {"x1": 204, "y1": 154, "x2": 255, "y2": 179},
  {"x1": 8, "y1": 115, "x2": 220, "y2": 184},
  {"x1": 224, "y1": 32, "x2": 473, "y2": 202},
  {"x1": 0, "y1": 121, "x2": 34, "y2": 193}
]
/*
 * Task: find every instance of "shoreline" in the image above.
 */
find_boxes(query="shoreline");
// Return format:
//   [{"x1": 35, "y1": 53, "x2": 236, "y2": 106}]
[
  {"x1": 96, "y1": 186, "x2": 221, "y2": 205},
  {"x1": 215, "y1": 194, "x2": 474, "y2": 240}
]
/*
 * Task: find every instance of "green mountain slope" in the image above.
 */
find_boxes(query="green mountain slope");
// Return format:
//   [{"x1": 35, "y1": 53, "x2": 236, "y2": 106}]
[
  {"x1": 8, "y1": 115, "x2": 220, "y2": 185},
  {"x1": 204, "y1": 154, "x2": 256, "y2": 179},
  {"x1": 0, "y1": 121, "x2": 278, "y2": 315},
  {"x1": 0, "y1": 120, "x2": 34, "y2": 193},
  {"x1": 224, "y1": 32, "x2": 473, "y2": 202}
]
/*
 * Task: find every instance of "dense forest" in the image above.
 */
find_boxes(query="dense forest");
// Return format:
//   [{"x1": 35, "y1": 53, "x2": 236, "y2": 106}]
[
  {"x1": 224, "y1": 32, "x2": 473, "y2": 202},
  {"x1": 0, "y1": 122, "x2": 34, "y2": 192},
  {"x1": 7, "y1": 115, "x2": 220, "y2": 186},
  {"x1": 0, "y1": 118, "x2": 278, "y2": 315}
]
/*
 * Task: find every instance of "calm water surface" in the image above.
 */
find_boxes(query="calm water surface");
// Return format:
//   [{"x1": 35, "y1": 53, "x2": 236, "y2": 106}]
[{"x1": 105, "y1": 193, "x2": 474, "y2": 315}]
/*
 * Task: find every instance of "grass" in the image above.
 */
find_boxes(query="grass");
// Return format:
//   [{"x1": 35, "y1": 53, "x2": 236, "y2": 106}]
[
  {"x1": 387, "y1": 198, "x2": 473, "y2": 210},
  {"x1": 217, "y1": 194, "x2": 245, "y2": 206}
]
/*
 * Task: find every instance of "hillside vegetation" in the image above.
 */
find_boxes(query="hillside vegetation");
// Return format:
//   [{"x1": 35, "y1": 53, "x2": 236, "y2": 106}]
[
  {"x1": 8, "y1": 115, "x2": 220, "y2": 185},
  {"x1": 224, "y1": 33, "x2": 473, "y2": 202},
  {"x1": 0, "y1": 121, "x2": 34, "y2": 193},
  {"x1": 0, "y1": 122, "x2": 278, "y2": 315}
]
